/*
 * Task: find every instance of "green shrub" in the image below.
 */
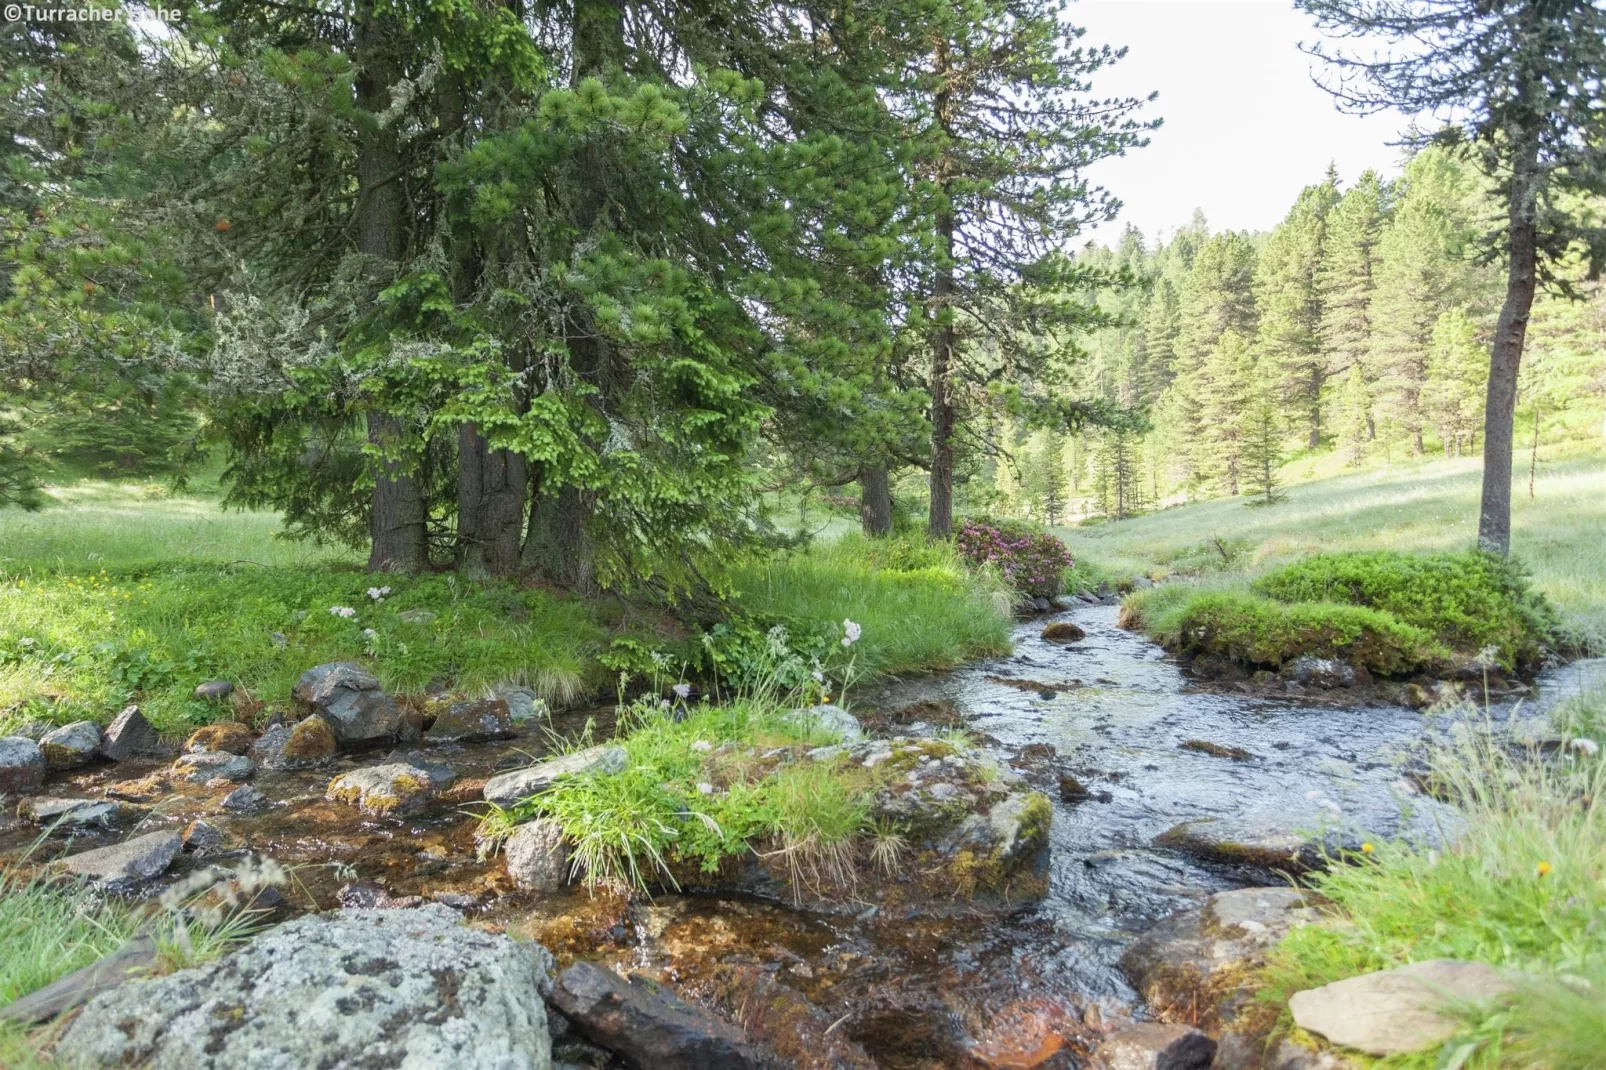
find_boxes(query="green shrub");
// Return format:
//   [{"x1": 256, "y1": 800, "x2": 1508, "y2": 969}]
[
  {"x1": 1253, "y1": 551, "x2": 1560, "y2": 670},
  {"x1": 954, "y1": 517, "x2": 1074, "y2": 598},
  {"x1": 1125, "y1": 586, "x2": 1445, "y2": 677}
]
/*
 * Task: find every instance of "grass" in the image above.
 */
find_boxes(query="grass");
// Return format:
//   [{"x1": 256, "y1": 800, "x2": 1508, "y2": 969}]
[
  {"x1": 1062, "y1": 450, "x2": 1606, "y2": 650},
  {"x1": 1254, "y1": 693, "x2": 1606, "y2": 1068}
]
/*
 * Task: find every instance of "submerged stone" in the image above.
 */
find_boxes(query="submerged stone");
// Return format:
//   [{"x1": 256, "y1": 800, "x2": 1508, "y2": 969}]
[
  {"x1": 327, "y1": 761, "x2": 453, "y2": 818},
  {"x1": 171, "y1": 751, "x2": 255, "y2": 784},
  {"x1": 56, "y1": 905, "x2": 555, "y2": 1069},
  {"x1": 550, "y1": 961, "x2": 763, "y2": 1070},
  {"x1": 1094, "y1": 1023, "x2": 1216, "y2": 1070},
  {"x1": 1041, "y1": 620, "x2": 1087, "y2": 643},
  {"x1": 56, "y1": 831, "x2": 182, "y2": 890},
  {"x1": 1154, "y1": 816, "x2": 1348, "y2": 872},
  {"x1": 21, "y1": 797, "x2": 135, "y2": 831}
]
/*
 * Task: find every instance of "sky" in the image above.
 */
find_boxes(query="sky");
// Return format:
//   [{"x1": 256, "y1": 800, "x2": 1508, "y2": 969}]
[{"x1": 1073, "y1": 0, "x2": 1412, "y2": 247}]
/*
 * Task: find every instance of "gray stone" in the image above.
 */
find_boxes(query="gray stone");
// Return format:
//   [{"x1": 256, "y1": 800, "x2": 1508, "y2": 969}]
[
  {"x1": 171, "y1": 751, "x2": 255, "y2": 783},
  {"x1": 291, "y1": 661, "x2": 402, "y2": 747},
  {"x1": 56, "y1": 831, "x2": 182, "y2": 890},
  {"x1": 40, "y1": 720, "x2": 103, "y2": 770},
  {"x1": 781, "y1": 703, "x2": 863, "y2": 743},
  {"x1": 397, "y1": 607, "x2": 437, "y2": 626},
  {"x1": 504, "y1": 819, "x2": 570, "y2": 891},
  {"x1": 218, "y1": 785, "x2": 268, "y2": 813},
  {"x1": 99, "y1": 705, "x2": 159, "y2": 762},
  {"x1": 1288, "y1": 960, "x2": 1515, "y2": 1057},
  {"x1": 0, "y1": 936, "x2": 158, "y2": 1025},
  {"x1": 327, "y1": 761, "x2": 453, "y2": 818},
  {"x1": 1051, "y1": 595, "x2": 1079, "y2": 610},
  {"x1": 57, "y1": 905, "x2": 554, "y2": 1070},
  {"x1": 248, "y1": 723, "x2": 293, "y2": 770},
  {"x1": 0, "y1": 735, "x2": 47, "y2": 794},
  {"x1": 425, "y1": 696, "x2": 516, "y2": 743},
  {"x1": 1154, "y1": 815, "x2": 1351, "y2": 872},
  {"x1": 494, "y1": 685, "x2": 549, "y2": 724},
  {"x1": 192, "y1": 680, "x2": 234, "y2": 702},
  {"x1": 181, "y1": 820, "x2": 228, "y2": 853},
  {"x1": 1284, "y1": 656, "x2": 1358, "y2": 690},
  {"x1": 1121, "y1": 887, "x2": 1320, "y2": 1030},
  {"x1": 483, "y1": 744, "x2": 629, "y2": 807},
  {"x1": 1094, "y1": 1023, "x2": 1215, "y2": 1070},
  {"x1": 549, "y1": 961, "x2": 762, "y2": 1070},
  {"x1": 20, "y1": 796, "x2": 133, "y2": 831}
]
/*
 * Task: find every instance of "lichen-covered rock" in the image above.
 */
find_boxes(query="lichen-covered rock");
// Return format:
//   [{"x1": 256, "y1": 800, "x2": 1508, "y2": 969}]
[
  {"x1": 780, "y1": 703, "x2": 863, "y2": 743},
  {"x1": 40, "y1": 721, "x2": 103, "y2": 770},
  {"x1": 184, "y1": 722, "x2": 253, "y2": 755},
  {"x1": 493, "y1": 684, "x2": 549, "y2": 724},
  {"x1": 1120, "y1": 887, "x2": 1320, "y2": 1030},
  {"x1": 483, "y1": 744, "x2": 629, "y2": 807},
  {"x1": 504, "y1": 819, "x2": 570, "y2": 892},
  {"x1": 171, "y1": 752, "x2": 255, "y2": 784},
  {"x1": 1094, "y1": 1023, "x2": 1216, "y2": 1070},
  {"x1": 291, "y1": 661, "x2": 402, "y2": 747},
  {"x1": 56, "y1": 905, "x2": 555, "y2": 1069},
  {"x1": 98, "y1": 706, "x2": 159, "y2": 762},
  {"x1": 218, "y1": 785, "x2": 268, "y2": 813},
  {"x1": 20, "y1": 797, "x2": 135, "y2": 832},
  {"x1": 549, "y1": 961, "x2": 762, "y2": 1070},
  {"x1": 425, "y1": 696, "x2": 515, "y2": 743},
  {"x1": 0, "y1": 736, "x2": 47, "y2": 794},
  {"x1": 285, "y1": 715, "x2": 338, "y2": 762},
  {"x1": 1282, "y1": 656, "x2": 1359, "y2": 690},
  {"x1": 327, "y1": 761, "x2": 454, "y2": 818},
  {"x1": 56, "y1": 831, "x2": 182, "y2": 890}
]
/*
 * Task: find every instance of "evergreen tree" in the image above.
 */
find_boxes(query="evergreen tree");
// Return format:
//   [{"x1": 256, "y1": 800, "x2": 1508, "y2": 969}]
[
  {"x1": 1255, "y1": 172, "x2": 1339, "y2": 448},
  {"x1": 1424, "y1": 308, "x2": 1489, "y2": 455},
  {"x1": 1316, "y1": 169, "x2": 1387, "y2": 441},
  {"x1": 1196, "y1": 328, "x2": 1257, "y2": 495},
  {"x1": 1242, "y1": 378, "x2": 1287, "y2": 504},
  {"x1": 1336, "y1": 362, "x2": 1374, "y2": 467}
]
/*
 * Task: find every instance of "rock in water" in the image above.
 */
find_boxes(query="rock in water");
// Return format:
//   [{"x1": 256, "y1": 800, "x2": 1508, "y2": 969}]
[
  {"x1": 1288, "y1": 960, "x2": 1514, "y2": 1057},
  {"x1": 291, "y1": 661, "x2": 402, "y2": 747},
  {"x1": 21, "y1": 797, "x2": 133, "y2": 832},
  {"x1": 780, "y1": 703, "x2": 863, "y2": 743},
  {"x1": 0, "y1": 736, "x2": 47, "y2": 794},
  {"x1": 327, "y1": 762, "x2": 453, "y2": 818},
  {"x1": 56, "y1": 832, "x2": 182, "y2": 890},
  {"x1": 40, "y1": 721, "x2": 103, "y2": 770},
  {"x1": 1041, "y1": 620, "x2": 1086, "y2": 643},
  {"x1": 1283, "y1": 656, "x2": 1358, "y2": 690},
  {"x1": 424, "y1": 696, "x2": 516, "y2": 743},
  {"x1": 184, "y1": 722, "x2": 254, "y2": 755},
  {"x1": 57, "y1": 905, "x2": 555, "y2": 1069},
  {"x1": 549, "y1": 961, "x2": 764, "y2": 1070},
  {"x1": 504, "y1": 820, "x2": 570, "y2": 891},
  {"x1": 99, "y1": 706, "x2": 159, "y2": 762},
  {"x1": 1094, "y1": 1023, "x2": 1216, "y2": 1070},
  {"x1": 171, "y1": 752, "x2": 255, "y2": 784},
  {"x1": 483, "y1": 744, "x2": 629, "y2": 807},
  {"x1": 1154, "y1": 816, "x2": 1348, "y2": 872}
]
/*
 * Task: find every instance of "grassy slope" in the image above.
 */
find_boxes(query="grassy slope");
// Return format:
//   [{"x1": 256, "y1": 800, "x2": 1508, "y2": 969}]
[{"x1": 1060, "y1": 451, "x2": 1606, "y2": 649}]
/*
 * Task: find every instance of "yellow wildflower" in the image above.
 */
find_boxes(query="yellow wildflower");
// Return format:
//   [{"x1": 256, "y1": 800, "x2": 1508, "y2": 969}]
[
  {"x1": 1360, "y1": 842, "x2": 1374, "y2": 855},
  {"x1": 1537, "y1": 861, "x2": 1553, "y2": 877}
]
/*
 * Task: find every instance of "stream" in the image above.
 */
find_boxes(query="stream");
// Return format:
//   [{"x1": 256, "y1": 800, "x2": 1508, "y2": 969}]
[{"x1": 7, "y1": 604, "x2": 1603, "y2": 1069}]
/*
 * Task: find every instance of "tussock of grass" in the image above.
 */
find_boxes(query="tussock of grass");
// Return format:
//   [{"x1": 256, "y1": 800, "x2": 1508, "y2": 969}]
[
  {"x1": 732, "y1": 533, "x2": 1013, "y2": 678},
  {"x1": 0, "y1": 853, "x2": 138, "y2": 1007},
  {"x1": 1257, "y1": 699, "x2": 1606, "y2": 1068}
]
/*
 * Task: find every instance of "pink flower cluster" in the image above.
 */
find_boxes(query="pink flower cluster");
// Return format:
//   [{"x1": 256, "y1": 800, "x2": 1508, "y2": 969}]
[{"x1": 955, "y1": 518, "x2": 1074, "y2": 597}]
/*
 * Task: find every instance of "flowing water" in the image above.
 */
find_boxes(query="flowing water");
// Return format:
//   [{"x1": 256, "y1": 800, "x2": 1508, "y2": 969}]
[{"x1": 6, "y1": 605, "x2": 1602, "y2": 1069}]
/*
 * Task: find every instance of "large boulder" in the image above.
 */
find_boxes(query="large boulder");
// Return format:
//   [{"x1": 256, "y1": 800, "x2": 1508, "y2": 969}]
[
  {"x1": 1288, "y1": 960, "x2": 1514, "y2": 1057},
  {"x1": 326, "y1": 761, "x2": 455, "y2": 818},
  {"x1": 40, "y1": 721, "x2": 103, "y2": 770},
  {"x1": 291, "y1": 661, "x2": 403, "y2": 748},
  {"x1": 483, "y1": 744, "x2": 629, "y2": 808},
  {"x1": 98, "y1": 706, "x2": 159, "y2": 762},
  {"x1": 549, "y1": 961, "x2": 763, "y2": 1070},
  {"x1": 56, "y1": 831, "x2": 182, "y2": 891},
  {"x1": 1120, "y1": 887, "x2": 1320, "y2": 1030},
  {"x1": 56, "y1": 905, "x2": 555, "y2": 1069},
  {"x1": 0, "y1": 735, "x2": 47, "y2": 794}
]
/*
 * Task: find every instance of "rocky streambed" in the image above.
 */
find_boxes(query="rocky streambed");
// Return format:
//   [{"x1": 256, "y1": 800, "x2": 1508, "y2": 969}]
[{"x1": 3, "y1": 603, "x2": 1601, "y2": 1069}]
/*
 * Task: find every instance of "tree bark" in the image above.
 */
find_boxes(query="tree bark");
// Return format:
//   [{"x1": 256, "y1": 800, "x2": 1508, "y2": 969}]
[
  {"x1": 927, "y1": 43, "x2": 957, "y2": 540},
  {"x1": 858, "y1": 464, "x2": 893, "y2": 537},
  {"x1": 355, "y1": 11, "x2": 427, "y2": 574},
  {"x1": 1308, "y1": 365, "x2": 1322, "y2": 449},
  {"x1": 1478, "y1": 149, "x2": 1540, "y2": 557},
  {"x1": 457, "y1": 424, "x2": 528, "y2": 578},
  {"x1": 523, "y1": 479, "x2": 598, "y2": 595}
]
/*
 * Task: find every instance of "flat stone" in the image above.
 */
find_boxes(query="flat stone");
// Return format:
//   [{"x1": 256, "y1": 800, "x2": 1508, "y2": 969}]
[
  {"x1": 192, "y1": 680, "x2": 234, "y2": 702},
  {"x1": 20, "y1": 796, "x2": 134, "y2": 831},
  {"x1": 218, "y1": 785, "x2": 268, "y2": 813},
  {"x1": 40, "y1": 721, "x2": 103, "y2": 770},
  {"x1": 327, "y1": 762, "x2": 452, "y2": 818},
  {"x1": 0, "y1": 936, "x2": 158, "y2": 1025},
  {"x1": 291, "y1": 661, "x2": 402, "y2": 747},
  {"x1": 504, "y1": 819, "x2": 570, "y2": 891},
  {"x1": 0, "y1": 735, "x2": 47, "y2": 794},
  {"x1": 56, "y1": 905, "x2": 555, "y2": 1069},
  {"x1": 1094, "y1": 1023, "x2": 1216, "y2": 1069},
  {"x1": 184, "y1": 722, "x2": 253, "y2": 755},
  {"x1": 56, "y1": 831, "x2": 182, "y2": 890},
  {"x1": 171, "y1": 752, "x2": 255, "y2": 783},
  {"x1": 1288, "y1": 959, "x2": 1515, "y2": 1056},
  {"x1": 549, "y1": 961, "x2": 763, "y2": 1070},
  {"x1": 780, "y1": 703, "x2": 863, "y2": 743},
  {"x1": 483, "y1": 744, "x2": 629, "y2": 807},
  {"x1": 99, "y1": 706, "x2": 159, "y2": 762},
  {"x1": 424, "y1": 696, "x2": 515, "y2": 743}
]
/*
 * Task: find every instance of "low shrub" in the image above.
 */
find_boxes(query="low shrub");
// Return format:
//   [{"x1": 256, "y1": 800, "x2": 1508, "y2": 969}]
[
  {"x1": 954, "y1": 518, "x2": 1074, "y2": 598},
  {"x1": 1253, "y1": 551, "x2": 1559, "y2": 670},
  {"x1": 1124, "y1": 585, "x2": 1446, "y2": 677}
]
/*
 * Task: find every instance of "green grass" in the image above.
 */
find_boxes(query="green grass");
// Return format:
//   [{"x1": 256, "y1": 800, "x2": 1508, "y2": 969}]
[
  {"x1": 731, "y1": 532, "x2": 1014, "y2": 678},
  {"x1": 0, "y1": 853, "x2": 139, "y2": 1007},
  {"x1": 1257, "y1": 697, "x2": 1606, "y2": 1068},
  {"x1": 1061, "y1": 451, "x2": 1606, "y2": 650}
]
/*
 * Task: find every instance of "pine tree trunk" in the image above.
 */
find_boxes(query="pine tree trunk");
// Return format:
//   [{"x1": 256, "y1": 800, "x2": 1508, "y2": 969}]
[
  {"x1": 457, "y1": 424, "x2": 528, "y2": 578},
  {"x1": 927, "y1": 47, "x2": 957, "y2": 540},
  {"x1": 355, "y1": 12, "x2": 427, "y2": 574},
  {"x1": 858, "y1": 464, "x2": 893, "y2": 537},
  {"x1": 1478, "y1": 152, "x2": 1540, "y2": 557},
  {"x1": 523, "y1": 479, "x2": 597, "y2": 595},
  {"x1": 1308, "y1": 365, "x2": 1322, "y2": 449}
]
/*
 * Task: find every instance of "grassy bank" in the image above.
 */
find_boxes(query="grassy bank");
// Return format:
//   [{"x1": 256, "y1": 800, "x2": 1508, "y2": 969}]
[
  {"x1": 1254, "y1": 693, "x2": 1606, "y2": 1068},
  {"x1": 1062, "y1": 451, "x2": 1606, "y2": 650},
  {"x1": 1, "y1": 483, "x2": 1012, "y2": 736}
]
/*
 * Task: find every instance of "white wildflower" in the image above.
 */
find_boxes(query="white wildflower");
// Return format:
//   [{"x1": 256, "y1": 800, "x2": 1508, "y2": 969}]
[
  {"x1": 366, "y1": 586, "x2": 391, "y2": 601},
  {"x1": 1569, "y1": 737, "x2": 1600, "y2": 757},
  {"x1": 329, "y1": 606, "x2": 357, "y2": 619},
  {"x1": 362, "y1": 628, "x2": 378, "y2": 640},
  {"x1": 841, "y1": 619, "x2": 862, "y2": 647},
  {"x1": 811, "y1": 669, "x2": 825, "y2": 684},
  {"x1": 672, "y1": 682, "x2": 692, "y2": 700},
  {"x1": 697, "y1": 782, "x2": 715, "y2": 795}
]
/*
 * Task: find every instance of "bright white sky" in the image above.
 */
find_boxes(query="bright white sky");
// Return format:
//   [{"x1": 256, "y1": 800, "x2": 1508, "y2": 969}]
[{"x1": 1073, "y1": 0, "x2": 1412, "y2": 246}]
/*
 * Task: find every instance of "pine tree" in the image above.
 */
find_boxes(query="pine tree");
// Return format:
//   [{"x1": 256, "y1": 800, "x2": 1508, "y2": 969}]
[
  {"x1": 1317, "y1": 170, "x2": 1387, "y2": 418},
  {"x1": 1042, "y1": 428, "x2": 1067, "y2": 524},
  {"x1": 1196, "y1": 329, "x2": 1257, "y2": 495},
  {"x1": 1424, "y1": 309, "x2": 1489, "y2": 456},
  {"x1": 1242, "y1": 379, "x2": 1288, "y2": 504},
  {"x1": 1255, "y1": 173, "x2": 1339, "y2": 448},
  {"x1": 1336, "y1": 363, "x2": 1374, "y2": 467}
]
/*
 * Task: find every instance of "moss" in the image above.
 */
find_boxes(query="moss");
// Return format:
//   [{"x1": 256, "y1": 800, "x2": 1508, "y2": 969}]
[
  {"x1": 284, "y1": 716, "x2": 336, "y2": 760},
  {"x1": 184, "y1": 722, "x2": 253, "y2": 755},
  {"x1": 1180, "y1": 739, "x2": 1255, "y2": 762}
]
